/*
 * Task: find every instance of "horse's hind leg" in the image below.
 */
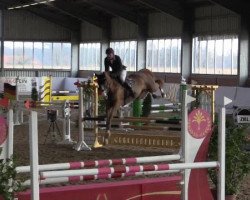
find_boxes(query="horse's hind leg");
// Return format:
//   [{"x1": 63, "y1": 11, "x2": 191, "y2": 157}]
[
  {"x1": 139, "y1": 91, "x2": 149, "y2": 99},
  {"x1": 155, "y1": 79, "x2": 165, "y2": 97}
]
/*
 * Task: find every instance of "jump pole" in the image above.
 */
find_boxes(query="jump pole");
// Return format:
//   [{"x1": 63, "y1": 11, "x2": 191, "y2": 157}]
[
  {"x1": 23, "y1": 170, "x2": 180, "y2": 186},
  {"x1": 17, "y1": 154, "x2": 181, "y2": 173},
  {"x1": 40, "y1": 161, "x2": 218, "y2": 179}
]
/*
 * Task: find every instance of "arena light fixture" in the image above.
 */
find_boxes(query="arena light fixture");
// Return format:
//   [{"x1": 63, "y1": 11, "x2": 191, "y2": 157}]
[{"x1": 8, "y1": 0, "x2": 56, "y2": 10}]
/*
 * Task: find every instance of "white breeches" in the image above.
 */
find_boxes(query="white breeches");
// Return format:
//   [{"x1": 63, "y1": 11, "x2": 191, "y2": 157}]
[{"x1": 120, "y1": 69, "x2": 127, "y2": 83}]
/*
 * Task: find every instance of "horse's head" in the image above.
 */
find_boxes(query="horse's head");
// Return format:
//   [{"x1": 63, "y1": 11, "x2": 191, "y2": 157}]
[{"x1": 95, "y1": 72, "x2": 106, "y2": 93}]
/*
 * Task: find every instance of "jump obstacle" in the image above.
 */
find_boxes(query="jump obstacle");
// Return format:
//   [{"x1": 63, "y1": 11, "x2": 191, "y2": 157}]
[
  {"x1": 77, "y1": 84, "x2": 217, "y2": 149},
  {"x1": 40, "y1": 76, "x2": 79, "y2": 102},
  {"x1": 35, "y1": 77, "x2": 218, "y2": 150},
  {"x1": 6, "y1": 90, "x2": 229, "y2": 200}
]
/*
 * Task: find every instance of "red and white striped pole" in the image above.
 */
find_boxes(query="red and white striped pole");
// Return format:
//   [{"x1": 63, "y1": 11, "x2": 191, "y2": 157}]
[
  {"x1": 23, "y1": 170, "x2": 180, "y2": 186},
  {"x1": 40, "y1": 162, "x2": 218, "y2": 179},
  {"x1": 17, "y1": 154, "x2": 181, "y2": 173}
]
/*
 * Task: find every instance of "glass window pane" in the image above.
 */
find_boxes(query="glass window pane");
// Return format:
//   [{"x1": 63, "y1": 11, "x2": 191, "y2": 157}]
[
  {"x1": 124, "y1": 41, "x2": 130, "y2": 68},
  {"x1": 165, "y1": 39, "x2": 171, "y2": 72},
  {"x1": 171, "y1": 39, "x2": 179, "y2": 73},
  {"x1": 146, "y1": 38, "x2": 181, "y2": 73},
  {"x1": 79, "y1": 43, "x2": 101, "y2": 71},
  {"x1": 152, "y1": 40, "x2": 159, "y2": 71},
  {"x1": 192, "y1": 35, "x2": 238, "y2": 75},
  {"x1": 159, "y1": 39, "x2": 165, "y2": 72},
  {"x1": 215, "y1": 39, "x2": 223, "y2": 74},
  {"x1": 62, "y1": 43, "x2": 71, "y2": 69},
  {"x1": 14, "y1": 42, "x2": 24, "y2": 69},
  {"x1": 79, "y1": 44, "x2": 84, "y2": 69},
  {"x1": 207, "y1": 40, "x2": 215, "y2": 74},
  {"x1": 223, "y1": 39, "x2": 232, "y2": 74},
  {"x1": 4, "y1": 41, "x2": 71, "y2": 70},
  {"x1": 178, "y1": 39, "x2": 182, "y2": 72},
  {"x1": 232, "y1": 38, "x2": 238, "y2": 75},
  {"x1": 146, "y1": 40, "x2": 153, "y2": 71},
  {"x1": 53, "y1": 43, "x2": 62, "y2": 69},
  {"x1": 34, "y1": 42, "x2": 43, "y2": 69},
  {"x1": 130, "y1": 41, "x2": 136, "y2": 71},
  {"x1": 24, "y1": 42, "x2": 33, "y2": 69},
  {"x1": 192, "y1": 37, "x2": 199, "y2": 73},
  {"x1": 95, "y1": 43, "x2": 100, "y2": 71},
  {"x1": 200, "y1": 40, "x2": 207, "y2": 74},
  {"x1": 43, "y1": 43, "x2": 52, "y2": 69},
  {"x1": 4, "y1": 41, "x2": 14, "y2": 69},
  {"x1": 110, "y1": 41, "x2": 137, "y2": 71}
]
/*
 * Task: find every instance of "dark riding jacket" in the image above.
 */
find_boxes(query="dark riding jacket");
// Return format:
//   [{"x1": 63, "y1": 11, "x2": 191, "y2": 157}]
[{"x1": 104, "y1": 55, "x2": 125, "y2": 77}]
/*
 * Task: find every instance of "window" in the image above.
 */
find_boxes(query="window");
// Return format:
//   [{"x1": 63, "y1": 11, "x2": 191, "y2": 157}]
[
  {"x1": 4, "y1": 41, "x2": 71, "y2": 69},
  {"x1": 53, "y1": 43, "x2": 62, "y2": 69},
  {"x1": 192, "y1": 35, "x2": 238, "y2": 75},
  {"x1": 110, "y1": 41, "x2": 137, "y2": 71},
  {"x1": 146, "y1": 39, "x2": 181, "y2": 73},
  {"x1": 24, "y1": 42, "x2": 33, "y2": 69},
  {"x1": 14, "y1": 42, "x2": 23, "y2": 69},
  {"x1": 79, "y1": 43, "x2": 101, "y2": 71},
  {"x1": 43, "y1": 43, "x2": 52, "y2": 69},
  {"x1": 4, "y1": 41, "x2": 14, "y2": 68},
  {"x1": 62, "y1": 43, "x2": 71, "y2": 69},
  {"x1": 34, "y1": 42, "x2": 43, "y2": 69}
]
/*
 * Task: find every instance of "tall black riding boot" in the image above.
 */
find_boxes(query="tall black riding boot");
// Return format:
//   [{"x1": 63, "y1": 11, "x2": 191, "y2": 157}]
[{"x1": 123, "y1": 82, "x2": 134, "y2": 97}]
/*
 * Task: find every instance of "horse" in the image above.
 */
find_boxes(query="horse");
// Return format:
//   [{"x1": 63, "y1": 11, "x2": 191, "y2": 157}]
[{"x1": 96, "y1": 69, "x2": 165, "y2": 145}]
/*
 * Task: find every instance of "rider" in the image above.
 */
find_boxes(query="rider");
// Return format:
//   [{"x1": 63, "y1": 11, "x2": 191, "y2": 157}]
[{"x1": 104, "y1": 47, "x2": 134, "y2": 97}]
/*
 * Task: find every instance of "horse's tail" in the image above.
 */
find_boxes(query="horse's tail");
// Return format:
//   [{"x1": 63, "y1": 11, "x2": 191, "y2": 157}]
[{"x1": 155, "y1": 79, "x2": 166, "y2": 98}]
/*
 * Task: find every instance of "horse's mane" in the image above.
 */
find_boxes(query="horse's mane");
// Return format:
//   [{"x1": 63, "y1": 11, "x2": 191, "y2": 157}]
[{"x1": 103, "y1": 72, "x2": 119, "y2": 91}]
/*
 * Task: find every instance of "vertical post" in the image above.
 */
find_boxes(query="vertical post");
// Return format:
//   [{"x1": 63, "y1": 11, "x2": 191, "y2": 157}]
[
  {"x1": 7, "y1": 109, "x2": 13, "y2": 158},
  {"x1": 181, "y1": 90, "x2": 196, "y2": 200},
  {"x1": 0, "y1": 9, "x2": 4, "y2": 73},
  {"x1": 60, "y1": 101, "x2": 74, "y2": 144},
  {"x1": 212, "y1": 88, "x2": 215, "y2": 122},
  {"x1": 66, "y1": 111, "x2": 71, "y2": 141},
  {"x1": 181, "y1": 7, "x2": 194, "y2": 81},
  {"x1": 239, "y1": 18, "x2": 249, "y2": 86},
  {"x1": 181, "y1": 90, "x2": 188, "y2": 200},
  {"x1": 20, "y1": 110, "x2": 24, "y2": 124},
  {"x1": 14, "y1": 76, "x2": 20, "y2": 125},
  {"x1": 217, "y1": 97, "x2": 231, "y2": 200},
  {"x1": 29, "y1": 111, "x2": 39, "y2": 200},
  {"x1": 48, "y1": 76, "x2": 52, "y2": 102},
  {"x1": 93, "y1": 86, "x2": 102, "y2": 148},
  {"x1": 74, "y1": 87, "x2": 91, "y2": 151},
  {"x1": 79, "y1": 87, "x2": 84, "y2": 145}
]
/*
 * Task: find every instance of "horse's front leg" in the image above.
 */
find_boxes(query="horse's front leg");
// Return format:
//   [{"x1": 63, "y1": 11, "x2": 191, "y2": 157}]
[{"x1": 104, "y1": 106, "x2": 115, "y2": 145}]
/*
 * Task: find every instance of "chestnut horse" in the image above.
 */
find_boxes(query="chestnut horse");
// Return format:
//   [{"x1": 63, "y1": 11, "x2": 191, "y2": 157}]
[{"x1": 96, "y1": 69, "x2": 165, "y2": 144}]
